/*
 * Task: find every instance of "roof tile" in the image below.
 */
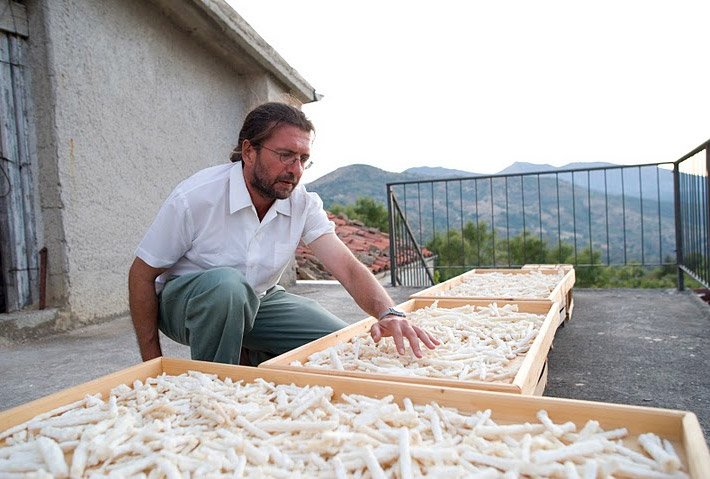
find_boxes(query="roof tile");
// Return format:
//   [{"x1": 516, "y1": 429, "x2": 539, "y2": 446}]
[{"x1": 296, "y1": 211, "x2": 432, "y2": 280}]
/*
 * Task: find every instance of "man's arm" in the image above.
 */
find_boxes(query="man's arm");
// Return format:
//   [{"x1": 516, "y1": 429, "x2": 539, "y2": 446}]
[
  {"x1": 128, "y1": 257, "x2": 168, "y2": 361},
  {"x1": 308, "y1": 233, "x2": 438, "y2": 357}
]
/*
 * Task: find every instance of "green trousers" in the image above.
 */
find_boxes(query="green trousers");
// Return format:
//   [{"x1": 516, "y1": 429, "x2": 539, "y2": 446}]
[{"x1": 158, "y1": 267, "x2": 347, "y2": 365}]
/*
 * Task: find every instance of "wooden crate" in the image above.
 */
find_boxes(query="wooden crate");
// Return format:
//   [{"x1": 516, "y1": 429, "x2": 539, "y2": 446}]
[
  {"x1": 1, "y1": 358, "x2": 708, "y2": 477},
  {"x1": 411, "y1": 267, "x2": 576, "y2": 325},
  {"x1": 260, "y1": 298, "x2": 559, "y2": 396},
  {"x1": 535, "y1": 360, "x2": 549, "y2": 396},
  {"x1": 522, "y1": 263, "x2": 574, "y2": 272},
  {"x1": 523, "y1": 264, "x2": 577, "y2": 322}
]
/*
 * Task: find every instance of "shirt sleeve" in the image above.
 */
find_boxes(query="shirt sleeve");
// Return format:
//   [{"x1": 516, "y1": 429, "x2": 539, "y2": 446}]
[
  {"x1": 301, "y1": 191, "x2": 335, "y2": 245},
  {"x1": 134, "y1": 188, "x2": 194, "y2": 268}
]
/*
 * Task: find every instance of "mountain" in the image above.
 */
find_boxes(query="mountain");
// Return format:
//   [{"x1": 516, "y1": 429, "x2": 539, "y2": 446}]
[
  {"x1": 491, "y1": 162, "x2": 673, "y2": 202},
  {"x1": 307, "y1": 161, "x2": 674, "y2": 208},
  {"x1": 306, "y1": 163, "x2": 678, "y2": 263},
  {"x1": 496, "y1": 162, "x2": 558, "y2": 175},
  {"x1": 402, "y1": 166, "x2": 480, "y2": 178},
  {"x1": 559, "y1": 162, "x2": 617, "y2": 170},
  {"x1": 306, "y1": 164, "x2": 423, "y2": 208},
  {"x1": 386, "y1": 173, "x2": 676, "y2": 264},
  {"x1": 405, "y1": 162, "x2": 613, "y2": 177},
  {"x1": 553, "y1": 163, "x2": 674, "y2": 202},
  {"x1": 495, "y1": 161, "x2": 621, "y2": 175}
]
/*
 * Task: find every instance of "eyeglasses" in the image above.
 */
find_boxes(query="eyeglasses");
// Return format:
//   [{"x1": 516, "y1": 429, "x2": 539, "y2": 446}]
[{"x1": 255, "y1": 143, "x2": 313, "y2": 170}]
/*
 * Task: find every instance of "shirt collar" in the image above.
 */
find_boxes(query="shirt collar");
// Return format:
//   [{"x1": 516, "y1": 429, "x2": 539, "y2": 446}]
[
  {"x1": 274, "y1": 197, "x2": 292, "y2": 217},
  {"x1": 229, "y1": 163, "x2": 292, "y2": 217}
]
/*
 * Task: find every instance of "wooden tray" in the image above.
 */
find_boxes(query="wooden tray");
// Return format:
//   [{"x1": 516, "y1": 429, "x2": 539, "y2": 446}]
[
  {"x1": 522, "y1": 263, "x2": 574, "y2": 272},
  {"x1": 1, "y1": 358, "x2": 708, "y2": 477},
  {"x1": 411, "y1": 268, "x2": 576, "y2": 325},
  {"x1": 523, "y1": 264, "x2": 577, "y2": 322},
  {"x1": 259, "y1": 299, "x2": 559, "y2": 396}
]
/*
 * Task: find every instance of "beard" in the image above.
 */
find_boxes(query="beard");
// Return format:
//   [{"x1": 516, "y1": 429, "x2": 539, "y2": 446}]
[{"x1": 250, "y1": 154, "x2": 298, "y2": 200}]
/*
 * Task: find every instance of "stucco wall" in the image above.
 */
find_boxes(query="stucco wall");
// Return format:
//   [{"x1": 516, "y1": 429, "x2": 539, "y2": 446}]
[
  {"x1": 27, "y1": 1, "x2": 66, "y2": 311},
  {"x1": 29, "y1": 0, "x2": 293, "y2": 322}
]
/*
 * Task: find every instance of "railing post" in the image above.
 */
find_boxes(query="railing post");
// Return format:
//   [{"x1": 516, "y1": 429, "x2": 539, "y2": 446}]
[
  {"x1": 387, "y1": 186, "x2": 397, "y2": 287},
  {"x1": 706, "y1": 145, "x2": 710, "y2": 286},
  {"x1": 673, "y1": 162, "x2": 684, "y2": 291}
]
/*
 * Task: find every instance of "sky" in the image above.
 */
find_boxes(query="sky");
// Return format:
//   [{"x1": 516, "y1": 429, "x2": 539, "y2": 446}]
[{"x1": 226, "y1": 1, "x2": 710, "y2": 184}]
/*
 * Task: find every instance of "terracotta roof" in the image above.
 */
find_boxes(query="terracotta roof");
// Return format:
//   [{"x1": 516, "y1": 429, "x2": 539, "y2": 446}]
[{"x1": 296, "y1": 212, "x2": 432, "y2": 280}]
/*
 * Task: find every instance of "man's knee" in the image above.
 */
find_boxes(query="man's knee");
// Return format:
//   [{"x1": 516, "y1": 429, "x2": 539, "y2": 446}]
[
  {"x1": 193, "y1": 268, "x2": 252, "y2": 303},
  {"x1": 186, "y1": 268, "x2": 259, "y2": 328},
  {"x1": 292, "y1": 296, "x2": 348, "y2": 335}
]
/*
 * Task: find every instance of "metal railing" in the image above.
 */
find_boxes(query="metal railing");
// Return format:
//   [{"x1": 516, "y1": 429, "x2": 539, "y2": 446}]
[
  {"x1": 387, "y1": 158, "x2": 692, "y2": 287},
  {"x1": 387, "y1": 189, "x2": 435, "y2": 286},
  {"x1": 674, "y1": 140, "x2": 710, "y2": 290}
]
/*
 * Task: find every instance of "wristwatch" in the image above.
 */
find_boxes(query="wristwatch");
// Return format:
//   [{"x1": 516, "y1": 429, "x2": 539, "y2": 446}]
[{"x1": 378, "y1": 307, "x2": 407, "y2": 320}]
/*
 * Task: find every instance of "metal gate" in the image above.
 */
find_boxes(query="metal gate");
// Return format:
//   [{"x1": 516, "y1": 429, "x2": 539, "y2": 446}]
[{"x1": 0, "y1": 1, "x2": 38, "y2": 312}]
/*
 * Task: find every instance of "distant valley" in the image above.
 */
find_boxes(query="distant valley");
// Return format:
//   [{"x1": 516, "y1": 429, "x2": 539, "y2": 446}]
[
  {"x1": 307, "y1": 162, "x2": 674, "y2": 209},
  {"x1": 306, "y1": 162, "x2": 677, "y2": 264}
]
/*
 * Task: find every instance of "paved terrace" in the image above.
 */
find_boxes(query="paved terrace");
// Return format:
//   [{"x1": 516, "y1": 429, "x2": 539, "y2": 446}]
[{"x1": 0, "y1": 285, "x2": 708, "y2": 440}]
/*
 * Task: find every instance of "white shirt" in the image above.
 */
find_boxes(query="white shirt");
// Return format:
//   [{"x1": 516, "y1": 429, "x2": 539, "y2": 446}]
[{"x1": 135, "y1": 163, "x2": 334, "y2": 295}]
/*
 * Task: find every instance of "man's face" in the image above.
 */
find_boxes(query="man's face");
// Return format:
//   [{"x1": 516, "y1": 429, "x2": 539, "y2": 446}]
[{"x1": 245, "y1": 124, "x2": 312, "y2": 201}]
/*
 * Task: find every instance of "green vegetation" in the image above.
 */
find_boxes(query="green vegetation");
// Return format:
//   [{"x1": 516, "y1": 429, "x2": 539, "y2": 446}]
[
  {"x1": 426, "y1": 220, "x2": 692, "y2": 288},
  {"x1": 327, "y1": 197, "x2": 701, "y2": 289},
  {"x1": 330, "y1": 197, "x2": 390, "y2": 232},
  {"x1": 575, "y1": 263, "x2": 703, "y2": 288},
  {"x1": 308, "y1": 164, "x2": 677, "y2": 264}
]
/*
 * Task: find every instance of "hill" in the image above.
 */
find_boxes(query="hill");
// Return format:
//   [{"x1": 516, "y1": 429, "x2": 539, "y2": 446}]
[
  {"x1": 387, "y1": 174, "x2": 676, "y2": 264},
  {"x1": 306, "y1": 161, "x2": 673, "y2": 208},
  {"x1": 306, "y1": 164, "x2": 422, "y2": 208},
  {"x1": 496, "y1": 162, "x2": 558, "y2": 175},
  {"x1": 490, "y1": 162, "x2": 673, "y2": 202},
  {"x1": 402, "y1": 166, "x2": 480, "y2": 178},
  {"x1": 305, "y1": 162, "x2": 677, "y2": 263},
  {"x1": 559, "y1": 161, "x2": 617, "y2": 170}
]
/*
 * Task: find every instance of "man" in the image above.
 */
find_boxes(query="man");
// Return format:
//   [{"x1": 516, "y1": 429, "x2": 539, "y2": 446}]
[{"x1": 129, "y1": 102, "x2": 438, "y2": 365}]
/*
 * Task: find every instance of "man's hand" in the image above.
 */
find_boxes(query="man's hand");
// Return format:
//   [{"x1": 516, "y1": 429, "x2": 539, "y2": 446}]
[
  {"x1": 370, "y1": 316, "x2": 439, "y2": 358},
  {"x1": 308, "y1": 234, "x2": 440, "y2": 358}
]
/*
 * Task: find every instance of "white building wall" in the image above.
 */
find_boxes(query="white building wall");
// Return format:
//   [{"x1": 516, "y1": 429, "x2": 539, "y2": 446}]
[{"x1": 28, "y1": 0, "x2": 293, "y2": 323}]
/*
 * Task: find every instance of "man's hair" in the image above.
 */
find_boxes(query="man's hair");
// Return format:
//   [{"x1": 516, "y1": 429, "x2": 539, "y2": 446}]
[{"x1": 230, "y1": 102, "x2": 315, "y2": 163}]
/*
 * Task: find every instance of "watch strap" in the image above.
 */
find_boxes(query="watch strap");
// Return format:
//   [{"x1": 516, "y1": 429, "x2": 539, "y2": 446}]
[{"x1": 378, "y1": 307, "x2": 406, "y2": 320}]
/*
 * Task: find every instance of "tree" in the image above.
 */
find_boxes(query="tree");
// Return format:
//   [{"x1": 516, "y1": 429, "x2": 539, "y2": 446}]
[
  {"x1": 330, "y1": 197, "x2": 389, "y2": 232},
  {"x1": 426, "y1": 221, "x2": 497, "y2": 281},
  {"x1": 507, "y1": 232, "x2": 549, "y2": 266},
  {"x1": 425, "y1": 223, "x2": 685, "y2": 288}
]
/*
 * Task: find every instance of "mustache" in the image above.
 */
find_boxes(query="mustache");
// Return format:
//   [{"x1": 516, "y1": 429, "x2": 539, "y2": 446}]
[{"x1": 277, "y1": 173, "x2": 297, "y2": 184}]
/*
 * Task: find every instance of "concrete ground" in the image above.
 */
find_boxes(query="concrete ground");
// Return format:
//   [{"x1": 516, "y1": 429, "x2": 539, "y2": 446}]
[
  {"x1": 545, "y1": 288, "x2": 710, "y2": 438},
  {"x1": 1, "y1": 285, "x2": 708, "y2": 440}
]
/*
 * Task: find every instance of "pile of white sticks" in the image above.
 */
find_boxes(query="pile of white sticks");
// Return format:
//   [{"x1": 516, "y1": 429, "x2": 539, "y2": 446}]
[
  {"x1": 0, "y1": 371, "x2": 687, "y2": 478},
  {"x1": 296, "y1": 303, "x2": 545, "y2": 383},
  {"x1": 434, "y1": 271, "x2": 565, "y2": 299}
]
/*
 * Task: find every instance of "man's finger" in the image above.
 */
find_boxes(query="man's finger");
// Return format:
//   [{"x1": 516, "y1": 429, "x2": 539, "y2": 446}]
[
  {"x1": 370, "y1": 323, "x2": 382, "y2": 342},
  {"x1": 414, "y1": 326, "x2": 438, "y2": 350},
  {"x1": 390, "y1": 323, "x2": 406, "y2": 355},
  {"x1": 403, "y1": 325, "x2": 423, "y2": 358}
]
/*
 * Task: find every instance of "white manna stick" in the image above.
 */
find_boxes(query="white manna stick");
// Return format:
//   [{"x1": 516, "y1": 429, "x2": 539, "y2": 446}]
[
  {"x1": 0, "y1": 371, "x2": 689, "y2": 478},
  {"x1": 300, "y1": 303, "x2": 546, "y2": 384},
  {"x1": 362, "y1": 445, "x2": 386, "y2": 479},
  {"x1": 639, "y1": 433, "x2": 682, "y2": 472},
  {"x1": 35, "y1": 437, "x2": 68, "y2": 478},
  {"x1": 398, "y1": 428, "x2": 413, "y2": 479},
  {"x1": 532, "y1": 439, "x2": 606, "y2": 464}
]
